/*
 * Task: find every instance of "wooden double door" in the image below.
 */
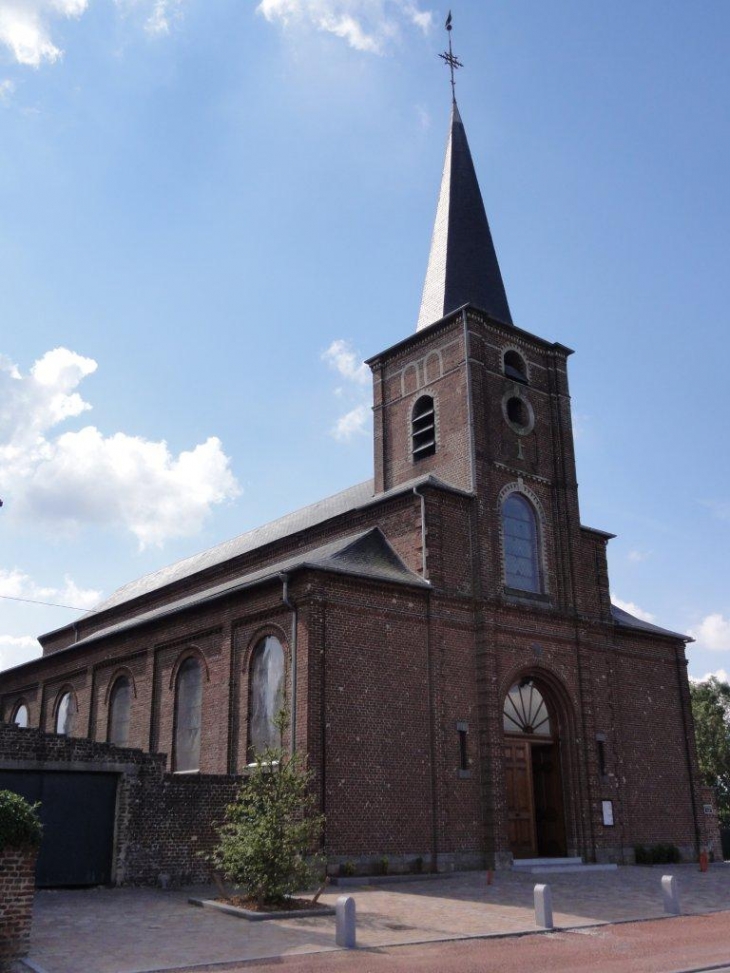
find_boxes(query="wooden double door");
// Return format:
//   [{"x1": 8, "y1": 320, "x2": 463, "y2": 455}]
[{"x1": 504, "y1": 737, "x2": 567, "y2": 859}]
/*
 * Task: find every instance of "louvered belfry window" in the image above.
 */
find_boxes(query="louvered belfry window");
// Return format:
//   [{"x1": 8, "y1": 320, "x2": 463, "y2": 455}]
[{"x1": 412, "y1": 395, "x2": 436, "y2": 460}]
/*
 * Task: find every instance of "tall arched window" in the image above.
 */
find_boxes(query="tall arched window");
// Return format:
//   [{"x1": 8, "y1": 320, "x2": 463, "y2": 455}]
[
  {"x1": 412, "y1": 395, "x2": 436, "y2": 460},
  {"x1": 174, "y1": 657, "x2": 202, "y2": 772},
  {"x1": 56, "y1": 691, "x2": 75, "y2": 736},
  {"x1": 502, "y1": 492, "x2": 542, "y2": 593},
  {"x1": 504, "y1": 350, "x2": 528, "y2": 384},
  {"x1": 248, "y1": 635, "x2": 285, "y2": 762},
  {"x1": 12, "y1": 702, "x2": 29, "y2": 728},
  {"x1": 108, "y1": 676, "x2": 132, "y2": 747}
]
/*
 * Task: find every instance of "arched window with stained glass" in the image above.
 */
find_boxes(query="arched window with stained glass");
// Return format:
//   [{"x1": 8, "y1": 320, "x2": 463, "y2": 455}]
[
  {"x1": 108, "y1": 675, "x2": 132, "y2": 747},
  {"x1": 56, "y1": 690, "x2": 76, "y2": 736},
  {"x1": 248, "y1": 635, "x2": 285, "y2": 762},
  {"x1": 502, "y1": 492, "x2": 542, "y2": 593},
  {"x1": 174, "y1": 657, "x2": 202, "y2": 772}
]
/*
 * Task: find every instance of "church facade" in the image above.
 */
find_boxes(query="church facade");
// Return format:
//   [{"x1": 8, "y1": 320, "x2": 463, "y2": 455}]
[{"x1": 0, "y1": 100, "x2": 714, "y2": 870}]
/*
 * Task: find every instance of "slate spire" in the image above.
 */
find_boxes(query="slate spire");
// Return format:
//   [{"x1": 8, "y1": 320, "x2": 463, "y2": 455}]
[{"x1": 416, "y1": 101, "x2": 513, "y2": 331}]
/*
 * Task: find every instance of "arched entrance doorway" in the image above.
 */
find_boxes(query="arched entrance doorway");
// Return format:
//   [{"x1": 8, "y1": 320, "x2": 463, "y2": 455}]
[{"x1": 503, "y1": 677, "x2": 567, "y2": 859}]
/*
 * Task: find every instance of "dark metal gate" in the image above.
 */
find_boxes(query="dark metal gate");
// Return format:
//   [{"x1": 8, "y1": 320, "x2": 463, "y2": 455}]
[{"x1": 0, "y1": 770, "x2": 118, "y2": 887}]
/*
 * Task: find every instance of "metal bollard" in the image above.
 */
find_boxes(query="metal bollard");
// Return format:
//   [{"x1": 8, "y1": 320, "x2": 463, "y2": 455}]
[
  {"x1": 534, "y1": 883, "x2": 554, "y2": 929},
  {"x1": 661, "y1": 875, "x2": 680, "y2": 915},
  {"x1": 336, "y1": 895, "x2": 357, "y2": 948}
]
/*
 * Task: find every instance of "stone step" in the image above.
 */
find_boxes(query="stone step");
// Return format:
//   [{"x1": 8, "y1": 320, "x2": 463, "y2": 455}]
[
  {"x1": 513, "y1": 857, "x2": 618, "y2": 874},
  {"x1": 513, "y1": 857, "x2": 583, "y2": 869}
]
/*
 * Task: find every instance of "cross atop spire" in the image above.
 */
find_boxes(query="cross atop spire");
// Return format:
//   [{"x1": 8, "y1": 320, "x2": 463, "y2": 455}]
[{"x1": 438, "y1": 11, "x2": 462, "y2": 103}]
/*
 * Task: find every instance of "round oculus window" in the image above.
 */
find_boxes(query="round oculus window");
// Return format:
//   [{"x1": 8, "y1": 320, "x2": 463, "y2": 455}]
[{"x1": 502, "y1": 393, "x2": 534, "y2": 435}]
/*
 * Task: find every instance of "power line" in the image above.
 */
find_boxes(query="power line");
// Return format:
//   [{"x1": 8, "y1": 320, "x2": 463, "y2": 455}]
[{"x1": 0, "y1": 593, "x2": 93, "y2": 612}]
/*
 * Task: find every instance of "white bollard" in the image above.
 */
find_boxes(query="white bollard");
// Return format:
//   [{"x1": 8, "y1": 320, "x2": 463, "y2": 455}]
[
  {"x1": 336, "y1": 895, "x2": 357, "y2": 948},
  {"x1": 661, "y1": 875, "x2": 680, "y2": 915},
  {"x1": 534, "y1": 883, "x2": 554, "y2": 929}
]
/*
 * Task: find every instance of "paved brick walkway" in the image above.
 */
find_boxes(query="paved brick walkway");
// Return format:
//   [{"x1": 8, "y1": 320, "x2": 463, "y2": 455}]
[{"x1": 24, "y1": 864, "x2": 730, "y2": 973}]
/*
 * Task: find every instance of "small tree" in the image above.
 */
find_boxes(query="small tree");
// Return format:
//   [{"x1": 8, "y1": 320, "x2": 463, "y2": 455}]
[
  {"x1": 690, "y1": 676, "x2": 730, "y2": 827},
  {"x1": 210, "y1": 712, "x2": 324, "y2": 907}
]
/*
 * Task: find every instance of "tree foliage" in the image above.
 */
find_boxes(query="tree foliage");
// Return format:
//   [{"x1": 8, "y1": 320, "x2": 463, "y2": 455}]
[
  {"x1": 210, "y1": 713, "x2": 324, "y2": 906},
  {"x1": 690, "y1": 676, "x2": 730, "y2": 826},
  {"x1": 0, "y1": 790, "x2": 42, "y2": 853}
]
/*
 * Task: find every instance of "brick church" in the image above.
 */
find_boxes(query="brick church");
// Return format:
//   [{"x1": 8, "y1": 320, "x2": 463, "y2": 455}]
[{"x1": 0, "y1": 93, "x2": 715, "y2": 871}]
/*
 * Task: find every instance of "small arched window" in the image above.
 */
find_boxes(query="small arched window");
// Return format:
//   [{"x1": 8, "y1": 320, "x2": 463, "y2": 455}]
[
  {"x1": 412, "y1": 395, "x2": 436, "y2": 461},
  {"x1": 503, "y1": 679, "x2": 552, "y2": 736},
  {"x1": 248, "y1": 635, "x2": 285, "y2": 762},
  {"x1": 56, "y1": 691, "x2": 75, "y2": 736},
  {"x1": 12, "y1": 703, "x2": 29, "y2": 728},
  {"x1": 174, "y1": 657, "x2": 202, "y2": 772},
  {"x1": 108, "y1": 676, "x2": 132, "y2": 747},
  {"x1": 502, "y1": 493, "x2": 542, "y2": 593},
  {"x1": 504, "y1": 350, "x2": 528, "y2": 384}
]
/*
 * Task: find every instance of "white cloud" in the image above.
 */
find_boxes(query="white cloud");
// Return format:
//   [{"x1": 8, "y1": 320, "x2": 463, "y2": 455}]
[
  {"x1": 0, "y1": 78, "x2": 15, "y2": 100},
  {"x1": 322, "y1": 339, "x2": 371, "y2": 441},
  {"x1": 0, "y1": 0, "x2": 184, "y2": 67},
  {"x1": 322, "y1": 339, "x2": 370, "y2": 386},
  {"x1": 703, "y1": 499, "x2": 730, "y2": 522},
  {"x1": 695, "y1": 668, "x2": 730, "y2": 685},
  {"x1": 627, "y1": 549, "x2": 650, "y2": 563},
  {"x1": 0, "y1": 634, "x2": 41, "y2": 671},
  {"x1": 0, "y1": 566, "x2": 100, "y2": 609},
  {"x1": 115, "y1": 0, "x2": 183, "y2": 36},
  {"x1": 332, "y1": 403, "x2": 369, "y2": 442},
  {"x1": 612, "y1": 596, "x2": 656, "y2": 623},
  {"x1": 0, "y1": 348, "x2": 241, "y2": 548},
  {"x1": 257, "y1": 0, "x2": 433, "y2": 55},
  {"x1": 690, "y1": 613, "x2": 730, "y2": 653},
  {"x1": 0, "y1": 0, "x2": 88, "y2": 67}
]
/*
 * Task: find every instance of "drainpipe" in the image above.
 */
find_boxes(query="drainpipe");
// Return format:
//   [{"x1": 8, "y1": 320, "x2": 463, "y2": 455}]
[
  {"x1": 412, "y1": 487, "x2": 428, "y2": 580},
  {"x1": 280, "y1": 573, "x2": 297, "y2": 754}
]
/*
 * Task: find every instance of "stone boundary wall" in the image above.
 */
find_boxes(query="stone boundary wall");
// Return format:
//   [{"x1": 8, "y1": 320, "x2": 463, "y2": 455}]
[
  {"x1": 0, "y1": 847, "x2": 36, "y2": 966},
  {"x1": 0, "y1": 722, "x2": 240, "y2": 886}
]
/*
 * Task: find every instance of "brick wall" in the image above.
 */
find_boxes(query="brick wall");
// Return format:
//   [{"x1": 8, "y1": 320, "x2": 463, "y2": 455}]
[
  {"x1": 0, "y1": 846, "x2": 36, "y2": 964},
  {"x1": 0, "y1": 723, "x2": 239, "y2": 887}
]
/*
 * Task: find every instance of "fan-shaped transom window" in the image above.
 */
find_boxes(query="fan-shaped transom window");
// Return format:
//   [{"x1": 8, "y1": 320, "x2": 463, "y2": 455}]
[
  {"x1": 504, "y1": 350, "x2": 528, "y2": 384},
  {"x1": 502, "y1": 493, "x2": 542, "y2": 593},
  {"x1": 248, "y1": 635, "x2": 285, "y2": 762},
  {"x1": 503, "y1": 680, "x2": 552, "y2": 737},
  {"x1": 56, "y1": 691, "x2": 75, "y2": 736},
  {"x1": 12, "y1": 703, "x2": 29, "y2": 728},
  {"x1": 412, "y1": 395, "x2": 436, "y2": 461},
  {"x1": 174, "y1": 657, "x2": 202, "y2": 772},
  {"x1": 108, "y1": 676, "x2": 132, "y2": 747}
]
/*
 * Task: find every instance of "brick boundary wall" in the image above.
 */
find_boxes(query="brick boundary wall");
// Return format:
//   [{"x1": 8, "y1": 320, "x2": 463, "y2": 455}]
[
  {"x1": 0, "y1": 846, "x2": 36, "y2": 967},
  {"x1": 0, "y1": 723, "x2": 240, "y2": 887}
]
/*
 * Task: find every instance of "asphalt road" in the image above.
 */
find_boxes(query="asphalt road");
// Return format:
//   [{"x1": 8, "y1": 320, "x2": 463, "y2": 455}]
[{"x1": 168, "y1": 912, "x2": 730, "y2": 973}]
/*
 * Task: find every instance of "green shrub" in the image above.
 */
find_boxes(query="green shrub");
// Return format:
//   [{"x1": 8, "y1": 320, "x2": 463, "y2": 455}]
[
  {"x1": 209, "y1": 712, "x2": 324, "y2": 907},
  {"x1": 340, "y1": 860, "x2": 356, "y2": 877},
  {"x1": 0, "y1": 790, "x2": 42, "y2": 853},
  {"x1": 634, "y1": 842, "x2": 681, "y2": 865}
]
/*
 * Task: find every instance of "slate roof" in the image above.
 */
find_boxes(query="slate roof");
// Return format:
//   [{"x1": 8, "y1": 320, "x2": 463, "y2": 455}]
[
  {"x1": 417, "y1": 101, "x2": 513, "y2": 331},
  {"x1": 31, "y1": 529, "x2": 430, "y2": 660},
  {"x1": 90, "y1": 474, "x2": 469, "y2": 615},
  {"x1": 611, "y1": 603, "x2": 690, "y2": 642}
]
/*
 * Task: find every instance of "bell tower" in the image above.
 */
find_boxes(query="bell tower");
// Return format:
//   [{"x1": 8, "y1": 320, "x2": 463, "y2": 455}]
[{"x1": 367, "y1": 59, "x2": 610, "y2": 617}]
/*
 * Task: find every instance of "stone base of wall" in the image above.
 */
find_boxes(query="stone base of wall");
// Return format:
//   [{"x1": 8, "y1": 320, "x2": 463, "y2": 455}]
[{"x1": 0, "y1": 847, "x2": 36, "y2": 967}]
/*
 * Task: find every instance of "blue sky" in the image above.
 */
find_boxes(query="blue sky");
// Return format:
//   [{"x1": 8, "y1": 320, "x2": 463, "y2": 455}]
[{"x1": 0, "y1": 0, "x2": 728, "y2": 681}]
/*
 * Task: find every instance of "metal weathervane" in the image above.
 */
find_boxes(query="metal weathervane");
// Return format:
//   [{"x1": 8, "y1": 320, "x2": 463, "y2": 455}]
[{"x1": 438, "y1": 11, "x2": 463, "y2": 102}]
